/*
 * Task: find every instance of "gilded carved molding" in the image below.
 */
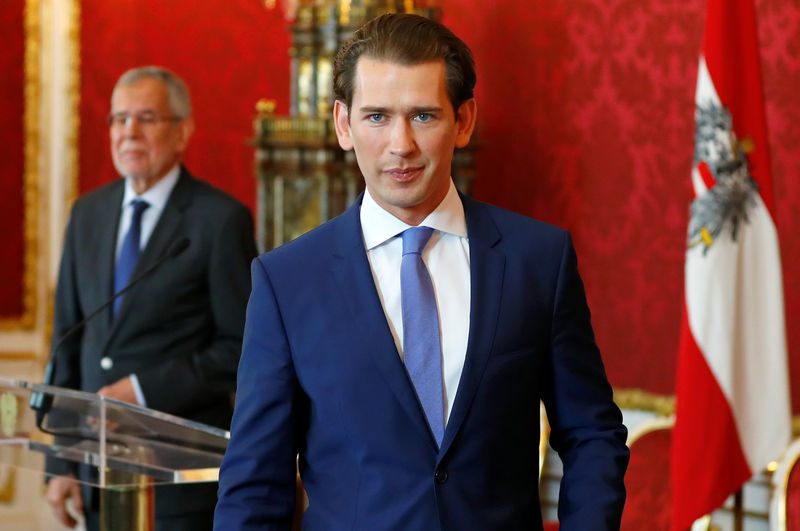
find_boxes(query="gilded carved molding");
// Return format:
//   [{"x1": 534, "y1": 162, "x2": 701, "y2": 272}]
[
  {"x1": 0, "y1": 467, "x2": 15, "y2": 504},
  {"x1": 615, "y1": 388, "x2": 800, "y2": 438},
  {"x1": 0, "y1": 0, "x2": 40, "y2": 331},
  {"x1": 0, "y1": 0, "x2": 78, "y2": 343},
  {"x1": 614, "y1": 388, "x2": 676, "y2": 417},
  {"x1": 67, "y1": 0, "x2": 80, "y2": 206}
]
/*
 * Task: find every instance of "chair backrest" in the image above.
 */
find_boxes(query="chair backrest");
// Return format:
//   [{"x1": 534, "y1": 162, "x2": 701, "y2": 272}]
[
  {"x1": 540, "y1": 401, "x2": 550, "y2": 481},
  {"x1": 621, "y1": 415, "x2": 712, "y2": 531},
  {"x1": 621, "y1": 415, "x2": 675, "y2": 531},
  {"x1": 293, "y1": 463, "x2": 308, "y2": 531},
  {"x1": 770, "y1": 437, "x2": 800, "y2": 531}
]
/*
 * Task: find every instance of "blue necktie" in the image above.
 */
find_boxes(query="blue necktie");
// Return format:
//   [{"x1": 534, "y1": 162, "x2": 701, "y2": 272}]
[
  {"x1": 114, "y1": 199, "x2": 149, "y2": 316},
  {"x1": 401, "y1": 226, "x2": 445, "y2": 446}
]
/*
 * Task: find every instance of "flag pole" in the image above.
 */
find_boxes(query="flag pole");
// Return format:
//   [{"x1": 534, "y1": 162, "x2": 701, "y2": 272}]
[{"x1": 733, "y1": 488, "x2": 743, "y2": 531}]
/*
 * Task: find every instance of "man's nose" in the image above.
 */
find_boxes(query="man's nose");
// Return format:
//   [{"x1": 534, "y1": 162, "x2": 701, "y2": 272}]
[{"x1": 388, "y1": 121, "x2": 416, "y2": 156}]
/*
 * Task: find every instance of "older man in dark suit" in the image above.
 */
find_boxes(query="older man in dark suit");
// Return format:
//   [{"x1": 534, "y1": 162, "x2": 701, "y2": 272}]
[{"x1": 46, "y1": 66, "x2": 257, "y2": 530}]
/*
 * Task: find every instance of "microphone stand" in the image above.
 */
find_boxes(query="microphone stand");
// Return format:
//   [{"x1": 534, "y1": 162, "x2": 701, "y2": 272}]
[{"x1": 30, "y1": 237, "x2": 190, "y2": 430}]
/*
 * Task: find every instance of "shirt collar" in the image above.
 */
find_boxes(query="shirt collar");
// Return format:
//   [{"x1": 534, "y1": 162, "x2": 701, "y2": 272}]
[
  {"x1": 121, "y1": 164, "x2": 181, "y2": 210},
  {"x1": 360, "y1": 179, "x2": 467, "y2": 251}
]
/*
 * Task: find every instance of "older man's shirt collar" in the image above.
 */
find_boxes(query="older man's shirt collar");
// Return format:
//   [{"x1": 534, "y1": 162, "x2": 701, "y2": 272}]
[{"x1": 121, "y1": 164, "x2": 181, "y2": 210}]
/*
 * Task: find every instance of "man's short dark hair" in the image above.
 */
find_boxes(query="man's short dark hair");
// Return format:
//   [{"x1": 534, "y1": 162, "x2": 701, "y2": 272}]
[{"x1": 333, "y1": 13, "x2": 476, "y2": 113}]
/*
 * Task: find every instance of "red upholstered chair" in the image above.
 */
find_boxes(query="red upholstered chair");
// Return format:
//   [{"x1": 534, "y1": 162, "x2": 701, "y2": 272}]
[
  {"x1": 621, "y1": 416, "x2": 675, "y2": 530},
  {"x1": 540, "y1": 402, "x2": 559, "y2": 530},
  {"x1": 292, "y1": 462, "x2": 309, "y2": 531},
  {"x1": 539, "y1": 402, "x2": 558, "y2": 531},
  {"x1": 621, "y1": 415, "x2": 710, "y2": 531},
  {"x1": 539, "y1": 401, "x2": 550, "y2": 479},
  {"x1": 770, "y1": 438, "x2": 800, "y2": 531}
]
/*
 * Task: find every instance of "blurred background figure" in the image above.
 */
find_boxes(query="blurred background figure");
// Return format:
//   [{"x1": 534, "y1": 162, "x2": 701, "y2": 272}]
[{"x1": 44, "y1": 66, "x2": 256, "y2": 531}]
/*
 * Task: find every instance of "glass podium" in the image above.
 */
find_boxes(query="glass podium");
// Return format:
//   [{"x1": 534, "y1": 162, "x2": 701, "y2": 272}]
[{"x1": 0, "y1": 376, "x2": 228, "y2": 529}]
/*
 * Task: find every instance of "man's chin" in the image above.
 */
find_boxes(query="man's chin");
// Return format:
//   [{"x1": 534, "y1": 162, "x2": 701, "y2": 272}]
[
  {"x1": 119, "y1": 170, "x2": 158, "y2": 187},
  {"x1": 116, "y1": 165, "x2": 150, "y2": 180}
]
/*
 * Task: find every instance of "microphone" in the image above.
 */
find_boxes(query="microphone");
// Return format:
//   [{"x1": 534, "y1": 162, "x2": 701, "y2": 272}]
[{"x1": 29, "y1": 237, "x2": 191, "y2": 423}]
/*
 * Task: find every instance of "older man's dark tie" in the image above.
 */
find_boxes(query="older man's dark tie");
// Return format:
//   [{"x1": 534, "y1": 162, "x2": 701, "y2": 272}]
[
  {"x1": 401, "y1": 226, "x2": 445, "y2": 447},
  {"x1": 113, "y1": 199, "x2": 149, "y2": 316}
]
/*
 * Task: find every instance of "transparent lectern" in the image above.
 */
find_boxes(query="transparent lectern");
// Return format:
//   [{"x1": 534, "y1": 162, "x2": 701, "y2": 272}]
[{"x1": 0, "y1": 376, "x2": 228, "y2": 530}]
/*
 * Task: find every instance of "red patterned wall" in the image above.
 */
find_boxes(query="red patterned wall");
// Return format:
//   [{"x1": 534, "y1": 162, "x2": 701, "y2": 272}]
[
  {"x1": 78, "y1": 0, "x2": 291, "y2": 208},
  {"x1": 760, "y1": 0, "x2": 800, "y2": 412},
  {"x1": 444, "y1": 0, "x2": 800, "y2": 407},
  {"x1": 444, "y1": 1, "x2": 703, "y2": 398},
  {"x1": 77, "y1": 1, "x2": 800, "y2": 409},
  {"x1": 0, "y1": 0, "x2": 26, "y2": 319}
]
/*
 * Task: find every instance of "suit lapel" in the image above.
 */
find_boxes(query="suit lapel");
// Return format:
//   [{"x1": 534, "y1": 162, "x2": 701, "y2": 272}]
[
  {"x1": 105, "y1": 168, "x2": 192, "y2": 348},
  {"x1": 439, "y1": 196, "x2": 505, "y2": 458},
  {"x1": 330, "y1": 197, "x2": 438, "y2": 447},
  {"x1": 98, "y1": 182, "x2": 125, "y2": 329}
]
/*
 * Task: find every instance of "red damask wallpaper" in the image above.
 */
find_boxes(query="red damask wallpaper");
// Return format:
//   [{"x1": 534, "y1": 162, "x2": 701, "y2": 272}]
[
  {"x1": 0, "y1": 0, "x2": 26, "y2": 319},
  {"x1": 445, "y1": 1, "x2": 704, "y2": 397},
  {"x1": 78, "y1": 0, "x2": 290, "y2": 204},
  {"x1": 77, "y1": 0, "x2": 800, "y2": 409},
  {"x1": 445, "y1": 0, "x2": 800, "y2": 404}
]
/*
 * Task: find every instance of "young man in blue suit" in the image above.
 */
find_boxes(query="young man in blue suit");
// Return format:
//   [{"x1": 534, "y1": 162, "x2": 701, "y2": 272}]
[{"x1": 216, "y1": 13, "x2": 629, "y2": 530}]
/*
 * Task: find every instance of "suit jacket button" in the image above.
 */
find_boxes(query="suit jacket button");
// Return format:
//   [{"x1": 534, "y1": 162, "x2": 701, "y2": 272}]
[
  {"x1": 100, "y1": 357, "x2": 113, "y2": 370},
  {"x1": 434, "y1": 469, "x2": 448, "y2": 484}
]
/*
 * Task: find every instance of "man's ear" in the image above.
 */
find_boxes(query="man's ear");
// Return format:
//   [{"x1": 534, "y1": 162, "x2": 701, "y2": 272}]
[
  {"x1": 177, "y1": 116, "x2": 195, "y2": 151},
  {"x1": 454, "y1": 98, "x2": 477, "y2": 149},
  {"x1": 333, "y1": 100, "x2": 354, "y2": 151}
]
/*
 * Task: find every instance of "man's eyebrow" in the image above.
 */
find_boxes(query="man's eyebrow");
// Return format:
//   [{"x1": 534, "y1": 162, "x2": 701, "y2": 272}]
[
  {"x1": 110, "y1": 108, "x2": 158, "y2": 114},
  {"x1": 358, "y1": 106, "x2": 390, "y2": 114},
  {"x1": 356, "y1": 105, "x2": 444, "y2": 114},
  {"x1": 408, "y1": 106, "x2": 444, "y2": 114}
]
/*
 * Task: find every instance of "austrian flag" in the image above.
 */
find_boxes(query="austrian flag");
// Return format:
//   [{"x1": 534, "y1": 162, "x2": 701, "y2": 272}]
[{"x1": 670, "y1": 0, "x2": 791, "y2": 529}]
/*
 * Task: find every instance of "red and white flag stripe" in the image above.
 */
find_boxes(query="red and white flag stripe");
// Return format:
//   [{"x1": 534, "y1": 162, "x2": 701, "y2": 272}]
[{"x1": 670, "y1": 1, "x2": 791, "y2": 529}]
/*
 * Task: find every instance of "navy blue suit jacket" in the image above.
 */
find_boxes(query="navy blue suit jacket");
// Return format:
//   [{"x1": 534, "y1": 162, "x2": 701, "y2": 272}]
[{"x1": 215, "y1": 194, "x2": 629, "y2": 530}]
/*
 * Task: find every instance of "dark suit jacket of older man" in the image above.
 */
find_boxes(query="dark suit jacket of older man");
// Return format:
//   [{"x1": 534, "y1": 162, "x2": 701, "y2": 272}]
[
  {"x1": 50, "y1": 165, "x2": 257, "y2": 521},
  {"x1": 215, "y1": 193, "x2": 629, "y2": 530}
]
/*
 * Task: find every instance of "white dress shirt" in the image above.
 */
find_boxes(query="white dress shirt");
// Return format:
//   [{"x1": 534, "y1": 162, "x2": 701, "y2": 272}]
[
  {"x1": 115, "y1": 164, "x2": 180, "y2": 260},
  {"x1": 360, "y1": 180, "x2": 471, "y2": 424},
  {"x1": 115, "y1": 164, "x2": 180, "y2": 406}
]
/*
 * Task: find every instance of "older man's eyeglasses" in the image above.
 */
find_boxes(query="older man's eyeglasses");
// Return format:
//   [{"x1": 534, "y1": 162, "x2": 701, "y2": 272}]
[{"x1": 107, "y1": 111, "x2": 183, "y2": 128}]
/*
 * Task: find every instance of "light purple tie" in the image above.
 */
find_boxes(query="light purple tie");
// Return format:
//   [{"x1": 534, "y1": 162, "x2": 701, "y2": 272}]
[{"x1": 401, "y1": 226, "x2": 445, "y2": 446}]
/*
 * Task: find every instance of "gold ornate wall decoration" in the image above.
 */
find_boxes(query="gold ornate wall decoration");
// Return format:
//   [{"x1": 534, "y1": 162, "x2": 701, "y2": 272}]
[
  {"x1": 19, "y1": 0, "x2": 39, "y2": 330},
  {"x1": 0, "y1": 393, "x2": 18, "y2": 502},
  {"x1": 614, "y1": 389, "x2": 800, "y2": 437},
  {"x1": 614, "y1": 388, "x2": 676, "y2": 417},
  {"x1": 0, "y1": 467, "x2": 16, "y2": 504},
  {"x1": 67, "y1": 0, "x2": 81, "y2": 207},
  {"x1": 0, "y1": 0, "x2": 40, "y2": 331}
]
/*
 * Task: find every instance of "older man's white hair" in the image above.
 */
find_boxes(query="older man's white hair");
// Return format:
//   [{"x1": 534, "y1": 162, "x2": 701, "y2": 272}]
[{"x1": 112, "y1": 66, "x2": 192, "y2": 118}]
